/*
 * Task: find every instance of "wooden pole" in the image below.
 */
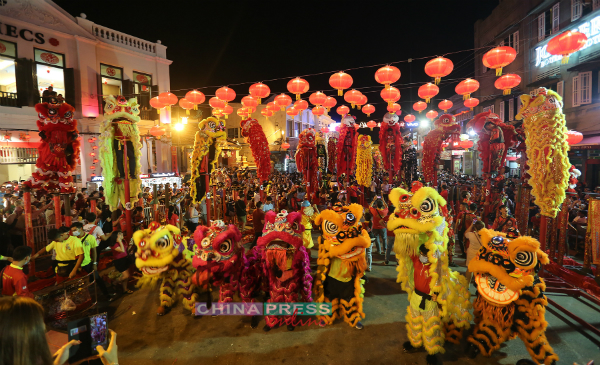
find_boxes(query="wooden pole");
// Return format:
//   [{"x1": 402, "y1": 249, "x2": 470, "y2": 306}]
[
  {"x1": 122, "y1": 139, "x2": 133, "y2": 241},
  {"x1": 539, "y1": 216, "x2": 548, "y2": 252},
  {"x1": 549, "y1": 216, "x2": 557, "y2": 260},
  {"x1": 53, "y1": 194, "x2": 62, "y2": 227},
  {"x1": 23, "y1": 189, "x2": 34, "y2": 278},
  {"x1": 63, "y1": 194, "x2": 72, "y2": 227}
]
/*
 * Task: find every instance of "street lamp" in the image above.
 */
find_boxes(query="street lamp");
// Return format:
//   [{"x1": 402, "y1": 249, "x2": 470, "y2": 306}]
[{"x1": 174, "y1": 123, "x2": 184, "y2": 131}]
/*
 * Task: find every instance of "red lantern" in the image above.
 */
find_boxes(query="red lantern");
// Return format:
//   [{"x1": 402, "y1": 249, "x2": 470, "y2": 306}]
[
  {"x1": 150, "y1": 125, "x2": 166, "y2": 137},
  {"x1": 275, "y1": 94, "x2": 292, "y2": 111},
  {"x1": 150, "y1": 96, "x2": 165, "y2": 109},
  {"x1": 93, "y1": 159, "x2": 99, "y2": 163},
  {"x1": 547, "y1": 30, "x2": 588, "y2": 64},
  {"x1": 566, "y1": 130, "x2": 584, "y2": 145},
  {"x1": 367, "y1": 120, "x2": 377, "y2": 130},
  {"x1": 212, "y1": 108, "x2": 224, "y2": 117},
  {"x1": 323, "y1": 96, "x2": 337, "y2": 111},
  {"x1": 413, "y1": 101, "x2": 427, "y2": 113},
  {"x1": 241, "y1": 95, "x2": 258, "y2": 108},
  {"x1": 261, "y1": 108, "x2": 273, "y2": 119},
  {"x1": 355, "y1": 94, "x2": 367, "y2": 109},
  {"x1": 90, "y1": 173, "x2": 96, "y2": 177},
  {"x1": 237, "y1": 107, "x2": 250, "y2": 118},
  {"x1": 312, "y1": 106, "x2": 325, "y2": 117},
  {"x1": 185, "y1": 90, "x2": 205, "y2": 106},
  {"x1": 387, "y1": 103, "x2": 401, "y2": 114},
  {"x1": 89, "y1": 152, "x2": 96, "y2": 157},
  {"x1": 337, "y1": 105, "x2": 350, "y2": 116},
  {"x1": 494, "y1": 74, "x2": 521, "y2": 95},
  {"x1": 321, "y1": 127, "x2": 330, "y2": 134},
  {"x1": 266, "y1": 101, "x2": 280, "y2": 113},
  {"x1": 92, "y1": 145, "x2": 98, "y2": 150},
  {"x1": 158, "y1": 92, "x2": 178, "y2": 106},
  {"x1": 460, "y1": 140, "x2": 474, "y2": 149},
  {"x1": 344, "y1": 89, "x2": 362, "y2": 109},
  {"x1": 249, "y1": 82, "x2": 270, "y2": 104},
  {"x1": 418, "y1": 83, "x2": 439, "y2": 103},
  {"x1": 426, "y1": 110, "x2": 438, "y2": 120},
  {"x1": 294, "y1": 100, "x2": 309, "y2": 114},
  {"x1": 375, "y1": 65, "x2": 401, "y2": 89},
  {"x1": 281, "y1": 141, "x2": 290, "y2": 149},
  {"x1": 438, "y1": 99, "x2": 453, "y2": 113},
  {"x1": 178, "y1": 98, "x2": 194, "y2": 111},
  {"x1": 287, "y1": 77, "x2": 309, "y2": 100},
  {"x1": 455, "y1": 78, "x2": 480, "y2": 100},
  {"x1": 286, "y1": 106, "x2": 299, "y2": 118},
  {"x1": 362, "y1": 104, "x2": 375, "y2": 116},
  {"x1": 329, "y1": 71, "x2": 353, "y2": 96},
  {"x1": 91, "y1": 137, "x2": 97, "y2": 142},
  {"x1": 222, "y1": 104, "x2": 233, "y2": 118},
  {"x1": 404, "y1": 114, "x2": 416, "y2": 123},
  {"x1": 482, "y1": 46, "x2": 517, "y2": 76},
  {"x1": 380, "y1": 86, "x2": 400, "y2": 107},
  {"x1": 88, "y1": 138, "x2": 94, "y2": 143},
  {"x1": 215, "y1": 87, "x2": 236, "y2": 105},
  {"x1": 90, "y1": 165, "x2": 96, "y2": 170},
  {"x1": 424, "y1": 57, "x2": 453, "y2": 85},
  {"x1": 413, "y1": 140, "x2": 417, "y2": 145},
  {"x1": 309, "y1": 91, "x2": 327, "y2": 106},
  {"x1": 209, "y1": 97, "x2": 226, "y2": 109},
  {"x1": 464, "y1": 97, "x2": 479, "y2": 111}
]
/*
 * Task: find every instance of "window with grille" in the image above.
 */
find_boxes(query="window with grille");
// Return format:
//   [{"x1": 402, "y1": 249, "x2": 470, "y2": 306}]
[
  {"x1": 572, "y1": 0, "x2": 582, "y2": 22},
  {"x1": 227, "y1": 128, "x2": 239, "y2": 139},
  {"x1": 552, "y1": 3, "x2": 560, "y2": 34},
  {"x1": 503, "y1": 31, "x2": 520, "y2": 53}
]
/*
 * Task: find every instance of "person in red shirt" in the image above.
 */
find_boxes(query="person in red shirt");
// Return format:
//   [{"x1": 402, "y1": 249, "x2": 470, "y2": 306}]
[
  {"x1": 111, "y1": 231, "x2": 133, "y2": 294},
  {"x1": 369, "y1": 197, "x2": 388, "y2": 254},
  {"x1": 384, "y1": 210, "x2": 396, "y2": 265},
  {"x1": 1, "y1": 246, "x2": 34, "y2": 298},
  {"x1": 167, "y1": 206, "x2": 180, "y2": 229},
  {"x1": 440, "y1": 184, "x2": 449, "y2": 202},
  {"x1": 251, "y1": 202, "x2": 266, "y2": 249}
]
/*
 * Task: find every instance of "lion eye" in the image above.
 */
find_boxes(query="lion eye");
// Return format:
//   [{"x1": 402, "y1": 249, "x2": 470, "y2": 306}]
[
  {"x1": 219, "y1": 240, "x2": 231, "y2": 253},
  {"x1": 155, "y1": 236, "x2": 169, "y2": 249},
  {"x1": 324, "y1": 221, "x2": 338, "y2": 235},
  {"x1": 514, "y1": 251, "x2": 535, "y2": 267},
  {"x1": 201, "y1": 238, "x2": 211, "y2": 248},
  {"x1": 420, "y1": 198, "x2": 435, "y2": 213}
]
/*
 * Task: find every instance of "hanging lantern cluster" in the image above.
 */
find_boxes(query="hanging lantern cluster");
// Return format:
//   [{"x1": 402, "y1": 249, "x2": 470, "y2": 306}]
[
  {"x1": 380, "y1": 86, "x2": 400, "y2": 107},
  {"x1": 157, "y1": 92, "x2": 178, "y2": 111},
  {"x1": 344, "y1": 89, "x2": 363, "y2": 108},
  {"x1": 424, "y1": 56, "x2": 453, "y2": 85},
  {"x1": 88, "y1": 135, "x2": 99, "y2": 172},
  {"x1": 215, "y1": 87, "x2": 236, "y2": 106},
  {"x1": 330, "y1": 71, "x2": 353, "y2": 96}
]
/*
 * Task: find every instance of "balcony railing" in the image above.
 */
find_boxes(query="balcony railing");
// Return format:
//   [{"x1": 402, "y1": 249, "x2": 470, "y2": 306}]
[
  {"x1": 0, "y1": 147, "x2": 38, "y2": 164},
  {"x1": 0, "y1": 91, "x2": 18, "y2": 107},
  {"x1": 91, "y1": 25, "x2": 157, "y2": 55}
]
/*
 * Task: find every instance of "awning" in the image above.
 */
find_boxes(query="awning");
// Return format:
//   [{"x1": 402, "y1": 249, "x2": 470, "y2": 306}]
[
  {"x1": 570, "y1": 135, "x2": 600, "y2": 149},
  {"x1": 526, "y1": 75, "x2": 561, "y2": 88},
  {"x1": 567, "y1": 56, "x2": 600, "y2": 72}
]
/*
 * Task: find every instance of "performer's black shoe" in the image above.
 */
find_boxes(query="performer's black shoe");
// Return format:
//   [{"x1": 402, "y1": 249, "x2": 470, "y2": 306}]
[
  {"x1": 466, "y1": 343, "x2": 479, "y2": 359},
  {"x1": 287, "y1": 325, "x2": 295, "y2": 331},
  {"x1": 262, "y1": 325, "x2": 272, "y2": 332},
  {"x1": 402, "y1": 341, "x2": 419, "y2": 353},
  {"x1": 515, "y1": 360, "x2": 536, "y2": 365},
  {"x1": 250, "y1": 316, "x2": 260, "y2": 329},
  {"x1": 426, "y1": 354, "x2": 440, "y2": 365}
]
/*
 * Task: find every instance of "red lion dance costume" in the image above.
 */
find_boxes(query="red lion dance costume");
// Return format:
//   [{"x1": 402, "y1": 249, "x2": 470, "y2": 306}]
[
  {"x1": 295, "y1": 128, "x2": 319, "y2": 190},
  {"x1": 379, "y1": 112, "x2": 403, "y2": 183},
  {"x1": 240, "y1": 118, "x2": 271, "y2": 183},
  {"x1": 336, "y1": 115, "x2": 357, "y2": 180},
  {"x1": 422, "y1": 114, "x2": 459, "y2": 186},
  {"x1": 25, "y1": 101, "x2": 80, "y2": 193}
]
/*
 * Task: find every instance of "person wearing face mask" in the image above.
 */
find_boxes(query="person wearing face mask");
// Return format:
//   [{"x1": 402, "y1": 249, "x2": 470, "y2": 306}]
[
  {"x1": 32, "y1": 227, "x2": 84, "y2": 283},
  {"x1": 1, "y1": 246, "x2": 34, "y2": 298}
]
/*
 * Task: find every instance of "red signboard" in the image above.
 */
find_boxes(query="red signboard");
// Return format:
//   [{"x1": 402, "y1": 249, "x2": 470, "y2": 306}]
[{"x1": 171, "y1": 146, "x2": 178, "y2": 173}]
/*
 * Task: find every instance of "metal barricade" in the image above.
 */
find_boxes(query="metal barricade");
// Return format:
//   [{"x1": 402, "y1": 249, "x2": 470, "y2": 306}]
[{"x1": 27, "y1": 224, "x2": 57, "y2": 254}]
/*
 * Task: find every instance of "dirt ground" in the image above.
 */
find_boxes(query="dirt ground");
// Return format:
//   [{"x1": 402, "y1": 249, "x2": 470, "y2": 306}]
[{"x1": 82, "y1": 237, "x2": 600, "y2": 365}]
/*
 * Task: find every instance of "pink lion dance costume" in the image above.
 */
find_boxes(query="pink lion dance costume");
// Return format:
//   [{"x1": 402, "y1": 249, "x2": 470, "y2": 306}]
[
  {"x1": 240, "y1": 210, "x2": 312, "y2": 331},
  {"x1": 240, "y1": 118, "x2": 271, "y2": 183},
  {"x1": 191, "y1": 220, "x2": 244, "y2": 307},
  {"x1": 422, "y1": 114, "x2": 460, "y2": 186},
  {"x1": 336, "y1": 115, "x2": 357, "y2": 180},
  {"x1": 295, "y1": 128, "x2": 319, "y2": 190},
  {"x1": 25, "y1": 101, "x2": 80, "y2": 193},
  {"x1": 379, "y1": 112, "x2": 404, "y2": 184}
]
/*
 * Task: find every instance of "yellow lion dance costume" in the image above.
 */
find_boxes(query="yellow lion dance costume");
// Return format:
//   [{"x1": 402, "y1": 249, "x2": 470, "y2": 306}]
[
  {"x1": 466, "y1": 229, "x2": 558, "y2": 365},
  {"x1": 134, "y1": 222, "x2": 198, "y2": 316},
  {"x1": 387, "y1": 184, "x2": 471, "y2": 365},
  {"x1": 190, "y1": 117, "x2": 227, "y2": 204},
  {"x1": 515, "y1": 88, "x2": 570, "y2": 218},
  {"x1": 314, "y1": 203, "x2": 371, "y2": 328},
  {"x1": 99, "y1": 95, "x2": 143, "y2": 210},
  {"x1": 355, "y1": 135, "x2": 373, "y2": 188}
]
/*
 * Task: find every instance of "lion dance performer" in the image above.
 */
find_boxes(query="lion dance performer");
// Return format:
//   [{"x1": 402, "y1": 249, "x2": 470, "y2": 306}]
[
  {"x1": 133, "y1": 222, "x2": 198, "y2": 315},
  {"x1": 313, "y1": 203, "x2": 371, "y2": 329},
  {"x1": 466, "y1": 229, "x2": 558, "y2": 365},
  {"x1": 191, "y1": 220, "x2": 243, "y2": 309},
  {"x1": 98, "y1": 95, "x2": 142, "y2": 210},
  {"x1": 190, "y1": 117, "x2": 227, "y2": 203},
  {"x1": 295, "y1": 128, "x2": 319, "y2": 192},
  {"x1": 240, "y1": 210, "x2": 312, "y2": 331},
  {"x1": 356, "y1": 135, "x2": 373, "y2": 189},
  {"x1": 387, "y1": 183, "x2": 471, "y2": 365},
  {"x1": 336, "y1": 115, "x2": 357, "y2": 180},
  {"x1": 25, "y1": 100, "x2": 79, "y2": 193},
  {"x1": 516, "y1": 88, "x2": 570, "y2": 220},
  {"x1": 317, "y1": 134, "x2": 328, "y2": 178},
  {"x1": 422, "y1": 114, "x2": 460, "y2": 187},
  {"x1": 327, "y1": 136, "x2": 337, "y2": 174},
  {"x1": 379, "y1": 112, "x2": 403, "y2": 184},
  {"x1": 241, "y1": 118, "x2": 270, "y2": 183}
]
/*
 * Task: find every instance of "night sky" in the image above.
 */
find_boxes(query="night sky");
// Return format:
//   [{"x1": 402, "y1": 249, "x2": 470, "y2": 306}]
[{"x1": 55, "y1": 0, "x2": 498, "y2": 122}]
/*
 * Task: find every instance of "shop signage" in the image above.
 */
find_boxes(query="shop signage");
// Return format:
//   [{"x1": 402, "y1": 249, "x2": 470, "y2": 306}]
[
  {"x1": 571, "y1": 144, "x2": 600, "y2": 150},
  {"x1": 535, "y1": 14, "x2": 600, "y2": 68},
  {"x1": 151, "y1": 172, "x2": 178, "y2": 178},
  {"x1": 405, "y1": 122, "x2": 418, "y2": 128},
  {"x1": 0, "y1": 22, "x2": 46, "y2": 44},
  {"x1": 91, "y1": 176, "x2": 104, "y2": 182}
]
